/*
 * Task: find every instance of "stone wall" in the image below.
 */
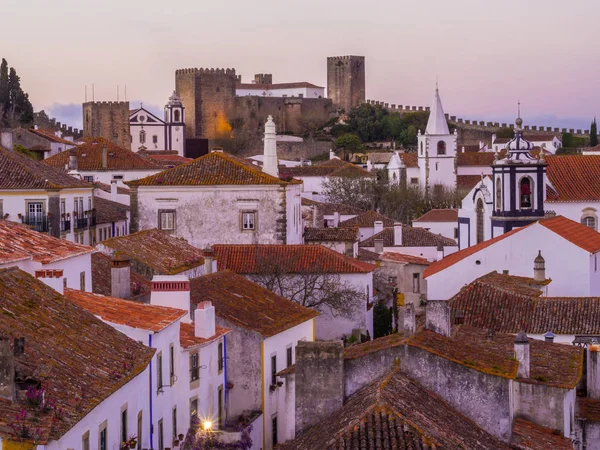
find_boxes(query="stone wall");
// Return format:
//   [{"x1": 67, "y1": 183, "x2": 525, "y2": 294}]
[
  {"x1": 33, "y1": 110, "x2": 82, "y2": 139},
  {"x1": 82, "y1": 101, "x2": 130, "y2": 150},
  {"x1": 344, "y1": 346, "x2": 402, "y2": 398},
  {"x1": 327, "y1": 56, "x2": 365, "y2": 112},
  {"x1": 513, "y1": 381, "x2": 572, "y2": 434}
]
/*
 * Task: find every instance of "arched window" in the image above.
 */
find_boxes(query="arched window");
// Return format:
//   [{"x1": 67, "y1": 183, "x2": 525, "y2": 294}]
[
  {"x1": 583, "y1": 217, "x2": 596, "y2": 229},
  {"x1": 520, "y1": 177, "x2": 532, "y2": 209},
  {"x1": 174, "y1": 109, "x2": 180, "y2": 122},
  {"x1": 437, "y1": 141, "x2": 446, "y2": 155},
  {"x1": 496, "y1": 177, "x2": 502, "y2": 211},
  {"x1": 392, "y1": 172, "x2": 397, "y2": 181},
  {"x1": 476, "y1": 198, "x2": 484, "y2": 244},
  {"x1": 139, "y1": 130, "x2": 146, "y2": 144},
  {"x1": 152, "y1": 135, "x2": 158, "y2": 144},
  {"x1": 582, "y1": 208, "x2": 598, "y2": 230},
  {"x1": 420, "y1": 142, "x2": 424, "y2": 156}
]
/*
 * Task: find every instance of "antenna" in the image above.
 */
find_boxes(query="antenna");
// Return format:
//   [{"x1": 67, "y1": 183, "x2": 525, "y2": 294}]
[
  {"x1": 85, "y1": 85, "x2": 87, "y2": 102},
  {"x1": 117, "y1": 85, "x2": 119, "y2": 101},
  {"x1": 92, "y1": 84, "x2": 95, "y2": 102},
  {"x1": 436, "y1": 76, "x2": 439, "y2": 91},
  {"x1": 125, "y1": 84, "x2": 127, "y2": 101},
  {"x1": 517, "y1": 100, "x2": 521, "y2": 118}
]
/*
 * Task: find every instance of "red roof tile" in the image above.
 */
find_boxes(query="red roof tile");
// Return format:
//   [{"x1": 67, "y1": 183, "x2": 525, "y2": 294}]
[
  {"x1": 546, "y1": 155, "x2": 600, "y2": 202},
  {"x1": 399, "y1": 152, "x2": 418, "y2": 168},
  {"x1": 413, "y1": 208, "x2": 458, "y2": 223},
  {"x1": 303, "y1": 227, "x2": 358, "y2": 242},
  {"x1": 457, "y1": 174, "x2": 486, "y2": 191},
  {"x1": 94, "y1": 181, "x2": 130, "y2": 195},
  {"x1": 180, "y1": 323, "x2": 231, "y2": 349},
  {"x1": 29, "y1": 128, "x2": 76, "y2": 146},
  {"x1": 301, "y1": 198, "x2": 364, "y2": 216},
  {"x1": 282, "y1": 158, "x2": 374, "y2": 178},
  {"x1": 91, "y1": 253, "x2": 150, "y2": 299},
  {"x1": 339, "y1": 210, "x2": 395, "y2": 228},
  {"x1": 457, "y1": 151, "x2": 496, "y2": 166},
  {"x1": 93, "y1": 196, "x2": 128, "y2": 224},
  {"x1": 213, "y1": 244, "x2": 375, "y2": 274},
  {"x1": 511, "y1": 417, "x2": 572, "y2": 450},
  {"x1": 540, "y1": 215, "x2": 600, "y2": 253},
  {"x1": 381, "y1": 252, "x2": 430, "y2": 265},
  {"x1": 190, "y1": 271, "x2": 319, "y2": 337},
  {"x1": 359, "y1": 227, "x2": 457, "y2": 248}
]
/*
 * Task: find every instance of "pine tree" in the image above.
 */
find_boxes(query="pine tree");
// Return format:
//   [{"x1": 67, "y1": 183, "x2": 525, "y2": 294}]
[
  {"x1": 7, "y1": 67, "x2": 33, "y2": 126},
  {"x1": 0, "y1": 59, "x2": 9, "y2": 124},
  {"x1": 591, "y1": 118, "x2": 598, "y2": 147}
]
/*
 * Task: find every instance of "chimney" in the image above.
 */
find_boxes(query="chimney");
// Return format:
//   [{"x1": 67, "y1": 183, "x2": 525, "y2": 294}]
[
  {"x1": 102, "y1": 144, "x2": 108, "y2": 169},
  {"x1": 262, "y1": 116, "x2": 278, "y2": 178},
  {"x1": 333, "y1": 211, "x2": 340, "y2": 228},
  {"x1": 403, "y1": 303, "x2": 416, "y2": 336},
  {"x1": 311, "y1": 205, "x2": 318, "y2": 228},
  {"x1": 35, "y1": 269, "x2": 65, "y2": 294},
  {"x1": 68, "y1": 148, "x2": 78, "y2": 170},
  {"x1": 437, "y1": 244, "x2": 444, "y2": 261},
  {"x1": 374, "y1": 238, "x2": 384, "y2": 254},
  {"x1": 329, "y1": 149, "x2": 335, "y2": 160},
  {"x1": 151, "y1": 275, "x2": 191, "y2": 322},
  {"x1": 373, "y1": 220, "x2": 384, "y2": 235},
  {"x1": 295, "y1": 341, "x2": 344, "y2": 435},
  {"x1": 544, "y1": 331, "x2": 555, "y2": 343},
  {"x1": 110, "y1": 180, "x2": 118, "y2": 202},
  {"x1": 588, "y1": 340, "x2": 600, "y2": 399},
  {"x1": 426, "y1": 300, "x2": 451, "y2": 337},
  {"x1": 514, "y1": 331, "x2": 530, "y2": 379},
  {"x1": 203, "y1": 246, "x2": 214, "y2": 275},
  {"x1": 533, "y1": 250, "x2": 545, "y2": 282},
  {"x1": 393, "y1": 223, "x2": 402, "y2": 246},
  {"x1": 0, "y1": 338, "x2": 15, "y2": 401},
  {"x1": 1, "y1": 129, "x2": 13, "y2": 150},
  {"x1": 194, "y1": 301, "x2": 216, "y2": 339},
  {"x1": 111, "y1": 253, "x2": 131, "y2": 299}
]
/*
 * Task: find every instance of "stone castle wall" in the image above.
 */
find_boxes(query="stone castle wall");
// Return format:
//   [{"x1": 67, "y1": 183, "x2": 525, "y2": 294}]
[
  {"x1": 327, "y1": 56, "x2": 365, "y2": 112},
  {"x1": 82, "y1": 101, "x2": 130, "y2": 149},
  {"x1": 33, "y1": 111, "x2": 82, "y2": 139}
]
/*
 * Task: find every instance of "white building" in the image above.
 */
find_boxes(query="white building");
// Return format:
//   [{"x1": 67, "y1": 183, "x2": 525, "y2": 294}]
[
  {"x1": 492, "y1": 133, "x2": 562, "y2": 154},
  {"x1": 236, "y1": 80, "x2": 325, "y2": 99},
  {"x1": 129, "y1": 119, "x2": 304, "y2": 248},
  {"x1": 93, "y1": 196, "x2": 130, "y2": 243},
  {"x1": 412, "y1": 209, "x2": 458, "y2": 242},
  {"x1": 130, "y1": 92, "x2": 186, "y2": 155}
]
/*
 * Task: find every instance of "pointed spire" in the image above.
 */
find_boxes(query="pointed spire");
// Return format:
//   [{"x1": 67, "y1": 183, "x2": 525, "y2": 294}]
[
  {"x1": 262, "y1": 115, "x2": 279, "y2": 178},
  {"x1": 425, "y1": 86, "x2": 450, "y2": 135}
]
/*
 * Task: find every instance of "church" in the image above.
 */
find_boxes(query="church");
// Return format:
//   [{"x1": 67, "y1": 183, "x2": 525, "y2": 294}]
[{"x1": 129, "y1": 91, "x2": 186, "y2": 155}]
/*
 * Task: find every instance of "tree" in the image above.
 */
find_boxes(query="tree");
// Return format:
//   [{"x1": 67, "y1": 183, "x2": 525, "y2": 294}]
[
  {"x1": 0, "y1": 59, "x2": 33, "y2": 127},
  {"x1": 321, "y1": 174, "x2": 377, "y2": 211},
  {"x1": 0, "y1": 59, "x2": 8, "y2": 124},
  {"x1": 591, "y1": 118, "x2": 598, "y2": 147},
  {"x1": 335, "y1": 133, "x2": 363, "y2": 152},
  {"x1": 346, "y1": 103, "x2": 389, "y2": 142}
]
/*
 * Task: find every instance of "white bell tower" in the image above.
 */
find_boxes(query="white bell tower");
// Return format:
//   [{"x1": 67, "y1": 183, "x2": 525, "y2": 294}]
[{"x1": 164, "y1": 91, "x2": 185, "y2": 156}]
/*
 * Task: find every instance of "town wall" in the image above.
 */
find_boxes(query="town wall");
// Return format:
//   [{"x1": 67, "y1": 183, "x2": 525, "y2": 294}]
[
  {"x1": 82, "y1": 101, "x2": 131, "y2": 150},
  {"x1": 34, "y1": 110, "x2": 83, "y2": 139}
]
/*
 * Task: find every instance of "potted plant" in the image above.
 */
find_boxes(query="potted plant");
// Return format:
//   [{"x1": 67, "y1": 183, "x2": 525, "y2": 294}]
[
  {"x1": 47, "y1": 212, "x2": 52, "y2": 219},
  {"x1": 178, "y1": 433, "x2": 184, "y2": 441},
  {"x1": 4, "y1": 213, "x2": 10, "y2": 219},
  {"x1": 73, "y1": 211, "x2": 78, "y2": 217}
]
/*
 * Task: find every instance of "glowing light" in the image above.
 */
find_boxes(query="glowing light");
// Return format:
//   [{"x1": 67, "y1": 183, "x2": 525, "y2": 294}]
[{"x1": 203, "y1": 420, "x2": 212, "y2": 431}]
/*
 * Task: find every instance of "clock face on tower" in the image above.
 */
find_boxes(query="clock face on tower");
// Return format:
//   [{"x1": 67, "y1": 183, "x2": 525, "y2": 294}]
[{"x1": 175, "y1": 126, "x2": 180, "y2": 131}]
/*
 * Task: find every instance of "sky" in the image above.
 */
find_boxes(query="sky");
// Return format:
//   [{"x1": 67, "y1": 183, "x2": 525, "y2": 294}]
[{"x1": 3, "y1": 0, "x2": 599, "y2": 131}]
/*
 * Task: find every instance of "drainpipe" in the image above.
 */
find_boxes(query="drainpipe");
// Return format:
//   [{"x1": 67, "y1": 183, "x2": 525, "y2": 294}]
[
  {"x1": 148, "y1": 334, "x2": 154, "y2": 450},
  {"x1": 224, "y1": 335, "x2": 228, "y2": 423}
]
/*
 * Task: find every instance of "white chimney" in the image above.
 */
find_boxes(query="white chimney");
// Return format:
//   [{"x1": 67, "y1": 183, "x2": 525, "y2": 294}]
[
  {"x1": 1, "y1": 130, "x2": 13, "y2": 150},
  {"x1": 393, "y1": 223, "x2": 402, "y2": 246},
  {"x1": 110, "y1": 180, "x2": 118, "y2": 202},
  {"x1": 437, "y1": 244, "x2": 444, "y2": 261},
  {"x1": 35, "y1": 269, "x2": 65, "y2": 295},
  {"x1": 373, "y1": 221, "x2": 384, "y2": 235},
  {"x1": 68, "y1": 148, "x2": 78, "y2": 170},
  {"x1": 262, "y1": 115, "x2": 278, "y2": 178},
  {"x1": 329, "y1": 149, "x2": 335, "y2": 160},
  {"x1": 203, "y1": 246, "x2": 214, "y2": 275},
  {"x1": 514, "y1": 331, "x2": 530, "y2": 379},
  {"x1": 533, "y1": 250, "x2": 545, "y2": 282},
  {"x1": 195, "y1": 301, "x2": 216, "y2": 339},
  {"x1": 333, "y1": 212, "x2": 340, "y2": 228},
  {"x1": 111, "y1": 254, "x2": 131, "y2": 299},
  {"x1": 374, "y1": 238, "x2": 384, "y2": 254},
  {"x1": 151, "y1": 275, "x2": 191, "y2": 322}
]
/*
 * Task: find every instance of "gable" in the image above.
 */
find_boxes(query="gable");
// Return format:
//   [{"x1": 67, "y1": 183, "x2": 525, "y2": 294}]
[{"x1": 129, "y1": 107, "x2": 165, "y2": 125}]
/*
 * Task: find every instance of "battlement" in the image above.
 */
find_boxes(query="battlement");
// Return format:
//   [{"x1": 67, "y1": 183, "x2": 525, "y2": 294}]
[
  {"x1": 327, "y1": 55, "x2": 365, "y2": 61},
  {"x1": 33, "y1": 111, "x2": 83, "y2": 139},
  {"x1": 83, "y1": 101, "x2": 129, "y2": 106},
  {"x1": 175, "y1": 68, "x2": 237, "y2": 76}
]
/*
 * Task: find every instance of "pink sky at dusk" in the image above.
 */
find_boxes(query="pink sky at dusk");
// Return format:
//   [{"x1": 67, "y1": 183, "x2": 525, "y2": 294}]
[{"x1": 3, "y1": 0, "x2": 599, "y2": 129}]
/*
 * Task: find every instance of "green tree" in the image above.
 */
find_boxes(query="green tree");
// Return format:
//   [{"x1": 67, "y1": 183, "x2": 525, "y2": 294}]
[
  {"x1": 373, "y1": 303, "x2": 393, "y2": 339},
  {"x1": 347, "y1": 103, "x2": 389, "y2": 142},
  {"x1": 0, "y1": 59, "x2": 8, "y2": 123},
  {"x1": 335, "y1": 133, "x2": 363, "y2": 152},
  {"x1": 591, "y1": 118, "x2": 598, "y2": 147},
  {"x1": 7, "y1": 67, "x2": 33, "y2": 126}
]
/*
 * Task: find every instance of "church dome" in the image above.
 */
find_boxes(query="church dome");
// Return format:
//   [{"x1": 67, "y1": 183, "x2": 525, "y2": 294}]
[
  {"x1": 506, "y1": 117, "x2": 533, "y2": 151},
  {"x1": 167, "y1": 91, "x2": 183, "y2": 107}
]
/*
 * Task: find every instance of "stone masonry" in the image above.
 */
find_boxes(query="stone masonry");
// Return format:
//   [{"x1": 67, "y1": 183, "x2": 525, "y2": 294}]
[
  {"x1": 327, "y1": 56, "x2": 366, "y2": 112},
  {"x1": 82, "y1": 101, "x2": 130, "y2": 150}
]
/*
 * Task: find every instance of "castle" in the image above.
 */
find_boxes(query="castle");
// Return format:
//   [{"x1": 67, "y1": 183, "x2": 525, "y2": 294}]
[{"x1": 82, "y1": 101, "x2": 131, "y2": 150}]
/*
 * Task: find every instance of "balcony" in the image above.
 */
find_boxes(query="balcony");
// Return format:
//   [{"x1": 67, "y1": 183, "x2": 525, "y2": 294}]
[
  {"x1": 60, "y1": 220, "x2": 71, "y2": 233},
  {"x1": 21, "y1": 215, "x2": 49, "y2": 233},
  {"x1": 74, "y1": 217, "x2": 88, "y2": 229}
]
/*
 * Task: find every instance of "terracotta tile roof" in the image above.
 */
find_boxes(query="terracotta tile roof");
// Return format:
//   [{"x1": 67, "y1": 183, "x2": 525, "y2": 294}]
[
  {"x1": 0, "y1": 146, "x2": 91, "y2": 189},
  {"x1": 128, "y1": 151, "x2": 290, "y2": 186},
  {"x1": 43, "y1": 137, "x2": 163, "y2": 171},
  {"x1": 356, "y1": 248, "x2": 382, "y2": 262},
  {"x1": 303, "y1": 227, "x2": 358, "y2": 242},
  {"x1": 545, "y1": 155, "x2": 600, "y2": 202},
  {"x1": 511, "y1": 417, "x2": 573, "y2": 450},
  {"x1": 585, "y1": 144, "x2": 600, "y2": 153},
  {"x1": 381, "y1": 252, "x2": 430, "y2": 265},
  {"x1": 99, "y1": 229, "x2": 206, "y2": 275},
  {"x1": 399, "y1": 152, "x2": 418, "y2": 168},
  {"x1": 277, "y1": 370, "x2": 510, "y2": 450},
  {"x1": 189, "y1": 271, "x2": 319, "y2": 337},
  {"x1": 148, "y1": 154, "x2": 193, "y2": 167},
  {"x1": 339, "y1": 210, "x2": 395, "y2": 228},
  {"x1": 458, "y1": 144, "x2": 484, "y2": 153},
  {"x1": 366, "y1": 152, "x2": 394, "y2": 164},
  {"x1": 452, "y1": 271, "x2": 600, "y2": 335},
  {"x1": 408, "y1": 326, "x2": 583, "y2": 388},
  {"x1": 213, "y1": 244, "x2": 376, "y2": 274},
  {"x1": 457, "y1": 151, "x2": 496, "y2": 166},
  {"x1": 282, "y1": 158, "x2": 375, "y2": 178},
  {"x1": 93, "y1": 181, "x2": 130, "y2": 195},
  {"x1": 276, "y1": 363, "x2": 296, "y2": 376},
  {"x1": 344, "y1": 333, "x2": 406, "y2": 360},
  {"x1": 494, "y1": 137, "x2": 511, "y2": 144},
  {"x1": 301, "y1": 198, "x2": 364, "y2": 216},
  {"x1": 0, "y1": 219, "x2": 93, "y2": 264},
  {"x1": 0, "y1": 268, "x2": 155, "y2": 442},
  {"x1": 65, "y1": 288, "x2": 186, "y2": 332},
  {"x1": 93, "y1": 196, "x2": 128, "y2": 224},
  {"x1": 457, "y1": 174, "x2": 485, "y2": 191},
  {"x1": 577, "y1": 397, "x2": 600, "y2": 422},
  {"x1": 413, "y1": 208, "x2": 458, "y2": 223},
  {"x1": 28, "y1": 128, "x2": 76, "y2": 146},
  {"x1": 540, "y1": 215, "x2": 600, "y2": 253},
  {"x1": 91, "y1": 253, "x2": 151, "y2": 299},
  {"x1": 179, "y1": 323, "x2": 231, "y2": 349},
  {"x1": 359, "y1": 227, "x2": 457, "y2": 248},
  {"x1": 237, "y1": 81, "x2": 323, "y2": 90}
]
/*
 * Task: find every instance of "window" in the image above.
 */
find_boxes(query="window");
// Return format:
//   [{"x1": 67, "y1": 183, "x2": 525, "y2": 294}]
[
  {"x1": 60, "y1": 199, "x2": 65, "y2": 215},
  {"x1": 174, "y1": 110, "x2": 180, "y2": 122},
  {"x1": 137, "y1": 412, "x2": 143, "y2": 450},
  {"x1": 157, "y1": 353, "x2": 163, "y2": 393},
  {"x1": 496, "y1": 177, "x2": 502, "y2": 211},
  {"x1": 388, "y1": 276, "x2": 397, "y2": 284},
  {"x1": 99, "y1": 423, "x2": 107, "y2": 450},
  {"x1": 583, "y1": 216, "x2": 597, "y2": 230},
  {"x1": 28, "y1": 201, "x2": 44, "y2": 219},
  {"x1": 272, "y1": 415, "x2": 278, "y2": 446},
  {"x1": 520, "y1": 177, "x2": 532, "y2": 209},
  {"x1": 153, "y1": 135, "x2": 158, "y2": 144},
  {"x1": 218, "y1": 386, "x2": 224, "y2": 428},
  {"x1": 271, "y1": 355, "x2": 277, "y2": 386},
  {"x1": 412, "y1": 273, "x2": 420, "y2": 293},
  {"x1": 172, "y1": 407, "x2": 177, "y2": 443},
  {"x1": 287, "y1": 346, "x2": 293, "y2": 367},
  {"x1": 140, "y1": 130, "x2": 146, "y2": 144},
  {"x1": 159, "y1": 210, "x2": 176, "y2": 232},
  {"x1": 88, "y1": 197, "x2": 92, "y2": 211},
  {"x1": 63, "y1": 278, "x2": 67, "y2": 289},
  {"x1": 121, "y1": 408, "x2": 128, "y2": 444},
  {"x1": 242, "y1": 212, "x2": 256, "y2": 230},
  {"x1": 113, "y1": 175, "x2": 124, "y2": 180},
  {"x1": 476, "y1": 198, "x2": 484, "y2": 244},
  {"x1": 158, "y1": 419, "x2": 164, "y2": 450},
  {"x1": 218, "y1": 342, "x2": 224, "y2": 372},
  {"x1": 82, "y1": 431, "x2": 90, "y2": 450},
  {"x1": 80, "y1": 272, "x2": 85, "y2": 291},
  {"x1": 190, "y1": 398, "x2": 198, "y2": 425},
  {"x1": 454, "y1": 227, "x2": 459, "y2": 239},
  {"x1": 169, "y1": 345, "x2": 175, "y2": 385},
  {"x1": 410, "y1": 177, "x2": 419, "y2": 185},
  {"x1": 190, "y1": 353, "x2": 199, "y2": 381},
  {"x1": 420, "y1": 141, "x2": 423, "y2": 155},
  {"x1": 437, "y1": 141, "x2": 446, "y2": 155}
]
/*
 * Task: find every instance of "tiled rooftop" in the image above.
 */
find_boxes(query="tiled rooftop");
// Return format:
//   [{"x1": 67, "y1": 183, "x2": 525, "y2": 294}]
[
  {"x1": 65, "y1": 288, "x2": 186, "y2": 332},
  {"x1": 408, "y1": 326, "x2": 583, "y2": 389},
  {"x1": 99, "y1": 229, "x2": 206, "y2": 275},
  {"x1": 577, "y1": 397, "x2": 600, "y2": 422},
  {"x1": 94, "y1": 181, "x2": 130, "y2": 195},
  {"x1": 282, "y1": 158, "x2": 374, "y2": 178},
  {"x1": 28, "y1": 128, "x2": 76, "y2": 146},
  {"x1": 179, "y1": 323, "x2": 231, "y2": 349},
  {"x1": 339, "y1": 210, "x2": 395, "y2": 228},
  {"x1": 546, "y1": 155, "x2": 600, "y2": 202},
  {"x1": 43, "y1": 137, "x2": 163, "y2": 171},
  {"x1": 189, "y1": 271, "x2": 319, "y2": 337},
  {"x1": 0, "y1": 219, "x2": 93, "y2": 264},
  {"x1": 0, "y1": 268, "x2": 155, "y2": 442},
  {"x1": 0, "y1": 146, "x2": 91, "y2": 190},
  {"x1": 128, "y1": 151, "x2": 291, "y2": 186},
  {"x1": 301, "y1": 198, "x2": 364, "y2": 216},
  {"x1": 511, "y1": 417, "x2": 573, "y2": 450},
  {"x1": 457, "y1": 174, "x2": 486, "y2": 191},
  {"x1": 398, "y1": 152, "x2": 418, "y2": 168},
  {"x1": 359, "y1": 227, "x2": 457, "y2": 248},
  {"x1": 93, "y1": 196, "x2": 128, "y2": 224},
  {"x1": 277, "y1": 370, "x2": 510, "y2": 450},
  {"x1": 413, "y1": 208, "x2": 458, "y2": 223},
  {"x1": 344, "y1": 332, "x2": 406, "y2": 360},
  {"x1": 380, "y1": 252, "x2": 430, "y2": 265},
  {"x1": 303, "y1": 227, "x2": 358, "y2": 242},
  {"x1": 91, "y1": 252, "x2": 151, "y2": 299},
  {"x1": 213, "y1": 244, "x2": 376, "y2": 274}
]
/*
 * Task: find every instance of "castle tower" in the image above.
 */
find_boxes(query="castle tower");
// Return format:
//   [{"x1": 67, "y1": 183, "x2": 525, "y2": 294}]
[
  {"x1": 83, "y1": 101, "x2": 130, "y2": 150},
  {"x1": 164, "y1": 91, "x2": 185, "y2": 155},
  {"x1": 327, "y1": 56, "x2": 365, "y2": 112},
  {"x1": 417, "y1": 87, "x2": 457, "y2": 194},
  {"x1": 490, "y1": 115, "x2": 547, "y2": 235},
  {"x1": 174, "y1": 68, "x2": 237, "y2": 140},
  {"x1": 262, "y1": 116, "x2": 278, "y2": 178}
]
